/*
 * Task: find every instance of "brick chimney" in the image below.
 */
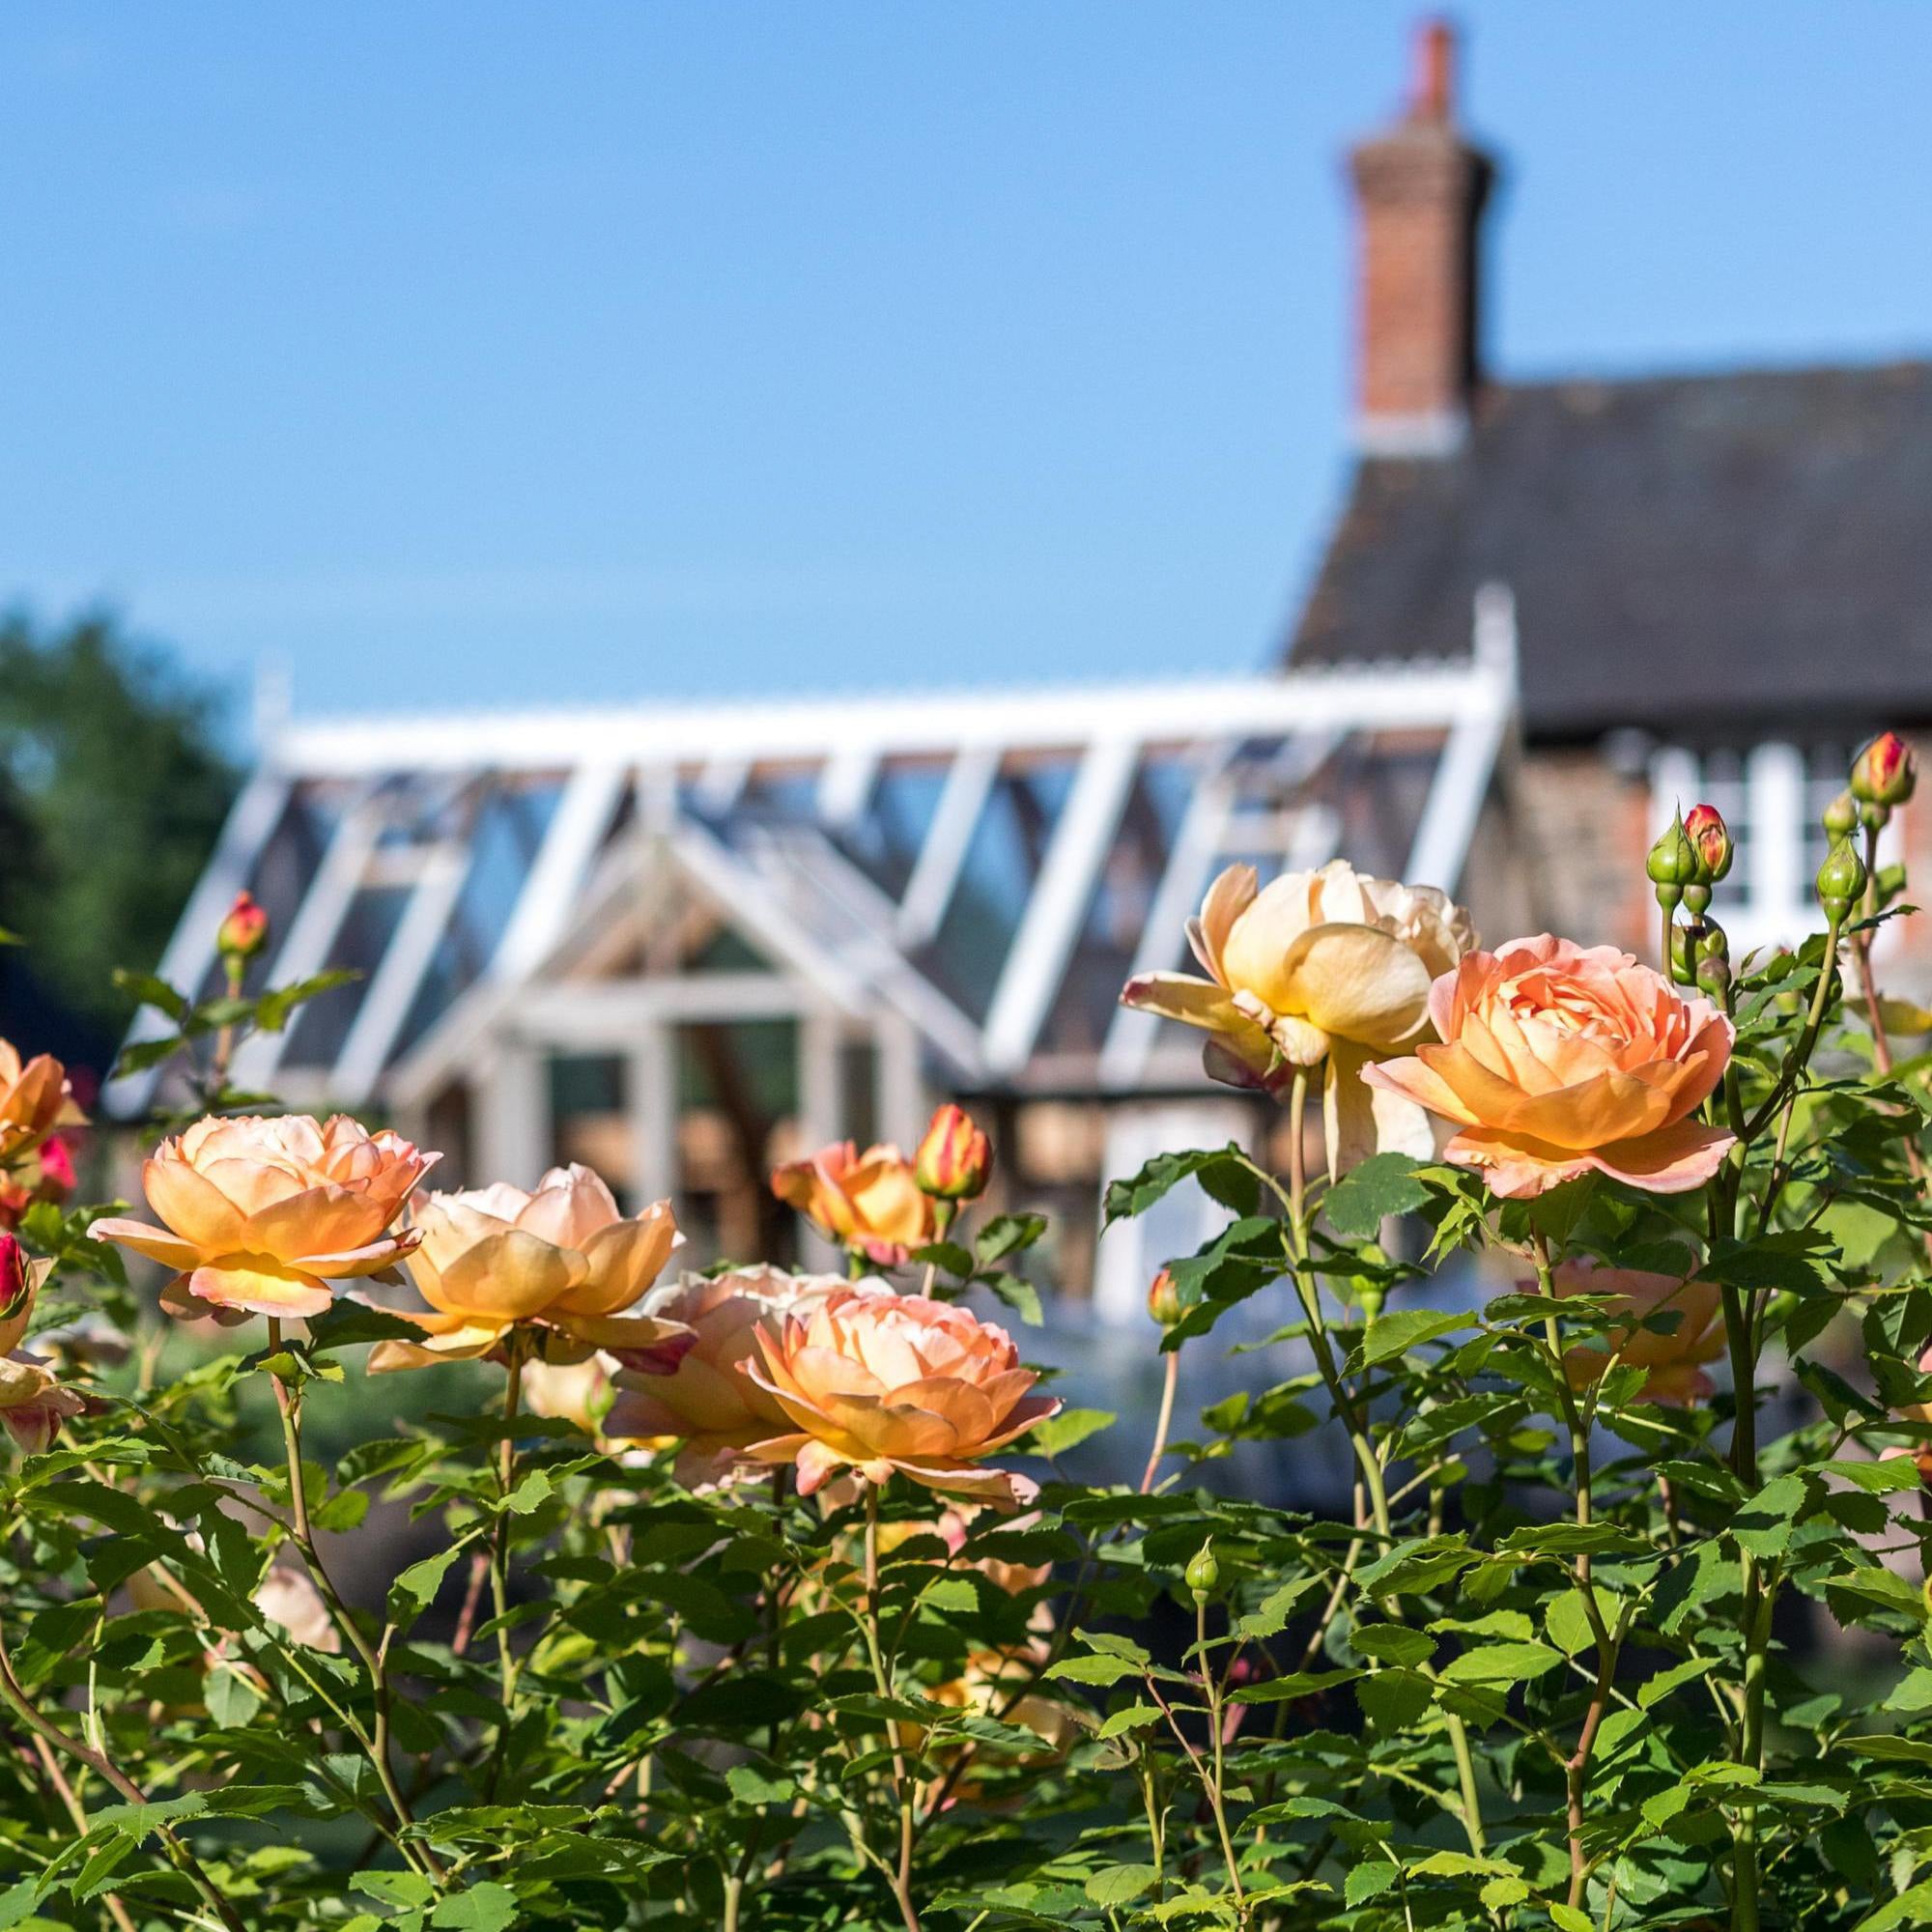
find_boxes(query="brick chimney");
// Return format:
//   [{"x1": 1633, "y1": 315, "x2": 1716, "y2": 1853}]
[{"x1": 1348, "y1": 19, "x2": 1496, "y2": 455}]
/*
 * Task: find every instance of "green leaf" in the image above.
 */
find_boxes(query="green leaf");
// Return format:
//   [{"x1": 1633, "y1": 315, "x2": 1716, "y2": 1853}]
[
  {"x1": 974, "y1": 1212, "x2": 1048, "y2": 1266},
  {"x1": 1231, "y1": 1668, "x2": 1361, "y2": 1704},
  {"x1": 1345, "y1": 1861, "x2": 1399, "y2": 1908},
  {"x1": 1323, "y1": 1152, "x2": 1431, "y2": 1236},
  {"x1": 1850, "y1": 1879, "x2": 1932, "y2": 1930},
  {"x1": 1046, "y1": 1654, "x2": 1141, "y2": 1687},
  {"x1": 252, "y1": 968, "x2": 360, "y2": 1035},
  {"x1": 430, "y1": 1886, "x2": 519, "y2": 1931},
  {"x1": 1549, "y1": 1907, "x2": 1595, "y2": 1932},
  {"x1": 1350, "y1": 1624, "x2": 1435, "y2": 1668},
  {"x1": 111, "y1": 969, "x2": 188, "y2": 1020},
  {"x1": 1439, "y1": 1639, "x2": 1562, "y2": 1686},
  {"x1": 978, "y1": 1270, "x2": 1044, "y2": 1326},
  {"x1": 1733, "y1": 1471, "x2": 1812, "y2": 1557},
  {"x1": 725, "y1": 1765, "x2": 797, "y2": 1804},
  {"x1": 1085, "y1": 1865, "x2": 1159, "y2": 1908},
  {"x1": 1102, "y1": 1146, "x2": 1255, "y2": 1226},
  {"x1": 1028, "y1": 1407, "x2": 1114, "y2": 1458},
  {"x1": 388, "y1": 1545, "x2": 467, "y2": 1626},
  {"x1": 1236, "y1": 1577, "x2": 1318, "y2": 1639},
  {"x1": 1354, "y1": 1306, "x2": 1471, "y2": 1367}
]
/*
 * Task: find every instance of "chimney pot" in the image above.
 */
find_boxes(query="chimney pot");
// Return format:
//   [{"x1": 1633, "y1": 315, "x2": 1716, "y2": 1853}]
[{"x1": 1347, "y1": 17, "x2": 1495, "y2": 456}]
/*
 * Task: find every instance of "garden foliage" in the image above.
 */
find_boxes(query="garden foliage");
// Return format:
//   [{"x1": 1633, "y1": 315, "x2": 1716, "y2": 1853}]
[{"x1": 1, "y1": 745, "x2": 1931, "y2": 1932}]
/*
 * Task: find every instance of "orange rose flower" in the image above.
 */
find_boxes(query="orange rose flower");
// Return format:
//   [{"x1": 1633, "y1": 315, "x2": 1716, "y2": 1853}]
[
  {"x1": 1552, "y1": 1260, "x2": 1726, "y2": 1405},
  {"x1": 1120, "y1": 860, "x2": 1475, "y2": 1178},
  {"x1": 771, "y1": 1143, "x2": 936, "y2": 1266},
  {"x1": 91, "y1": 1114, "x2": 437, "y2": 1321},
  {"x1": 0, "y1": 1039, "x2": 76, "y2": 1168},
  {"x1": 605, "y1": 1265, "x2": 863, "y2": 1483},
  {"x1": 1362, "y1": 934, "x2": 1735, "y2": 1198},
  {"x1": 367, "y1": 1163, "x2": 685, "y2": 1371},
  {"x1": 746, "y1": 1288, "x2": 1059, "y2": 1506}
]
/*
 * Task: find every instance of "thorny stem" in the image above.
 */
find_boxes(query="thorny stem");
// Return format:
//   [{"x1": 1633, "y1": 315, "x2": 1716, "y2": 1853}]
[
  {"x1": 0, "y1": 1620, "x2": 247, "y2": 1932},
  {"x1": 1534, "y1": 1237, "x2": 1620, "y2": 1911},
  {"x1": 1195, "y1": 1595, "x2": 1248, "y2": 1921},
  {"x1": 25, "y1": 1731, "x2": 140, "y2": 1932},
  {"x1": 493, "y1": 1336, "x2": 529, "y2": 1721},
  {"x1": 1270, "y1": 1071, "x2": 1489, "y2": 1859},
  {"x1": 862, "y1": 1484, "x2": 923, "y2": 1932},
  {"x1": 264, "y1": 1316, "x2": 441, "y2": 1883},
  {"x1": 1140, "y1": 1349, "x2": 1181, "y2": 1494}
]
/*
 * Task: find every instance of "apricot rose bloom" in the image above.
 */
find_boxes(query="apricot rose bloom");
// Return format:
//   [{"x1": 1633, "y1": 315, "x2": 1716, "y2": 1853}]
[
  {"x1": 604, "y1": 1265, "x2": 861, "y2": 1483},
  {"x1": 746, "y1": 1289, "x2": 1059, "y2": 1507},
  {"x1": 1553, "y1": 1260, "x2": 1726, "y2": 1405},
  {"x1": 367, "y1": 1164, "x2": 686, "y2": 1371},
  {"x1": 771, "y1": 1143, "x2": 935, "y2": 1266},
  {"x1": 1361, "y1": 934, "x2": 1735, "y2": 1199},
  {"x1": 0, "y1": 1352, "x2": 81, "y2": 1453},
  {"x1": 1120, "y1": 860, "x2": 1475, "y2": 1178},
  {"x1": 90, "y1": 1115, "x2": 438, "y2": 1321},
  {"x1": 0, "y1": 1038, "x2": 76, "y2": 1168}
]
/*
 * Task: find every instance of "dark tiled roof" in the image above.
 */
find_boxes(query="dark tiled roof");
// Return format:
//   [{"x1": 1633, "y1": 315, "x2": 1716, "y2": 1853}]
[{"x1": 1289, "y1": 361, "x2": 1932, "y2": 742}]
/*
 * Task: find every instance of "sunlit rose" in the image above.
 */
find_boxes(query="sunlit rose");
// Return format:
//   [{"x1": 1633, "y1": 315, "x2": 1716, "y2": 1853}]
[
  {"x1": 746, "y1": 1289, "x2": 1059, "y2": 1507},
  {"x1": 917, "y1": 1641, "x2": 1077, "y2": 1806},
  {"x1": 1551, "y1": 1260, "x2": 1726, "y2": 1405},
  {"x1": 771, "y1": 1143, "x2": 935, "y2": 1266},
  {"x1": 1121, "y1": 860, "x2": 1475, "y2": 1178},
  {"x1": 0, "y1": 1039, "x2": 76, "y2": 1168},
  {"x1": 367, "y1": 1163, "x2": 687, "y2": 1371},
  {"x1": 1363, "y1": 934, "x2": 1735, "y2": 1199},
  {"x1": 90, "y1": 1114, "x2": 437, "y2": 1321},
  {"x1": 254, "y1": 1559, "x2": 341, "y2": 1653},
  {"x1": 0, "y1": 1351, "x2": 81, "y2": 1453},
  {"x1": 605, "y1": 1265, "x2": 864, "y2": 1483},
  {"x1": 522, "y1": 1354, "x2": 618, "y2": 1436}
]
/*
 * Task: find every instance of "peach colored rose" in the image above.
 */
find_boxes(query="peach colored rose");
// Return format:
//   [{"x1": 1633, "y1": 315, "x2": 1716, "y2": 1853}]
[
  {"x1": 1551, "y1": 1260, "x2": 1726, "y2": 1405},
  {"x1": 367, "y1": 1164, "x2": 686, "y2": 1371},
  {"x1": 522, "y1": 1354, "x2": 618, "y2": 1436},
  {"x1": 91, "y1": 1114, "x2": 437, "y2": 1321},
  {"x1": 1121, "y1": 860, "x2": 1476, "y2": 1178},
  {"x1": 0, "y1": 1039, "x2": 77, "y2": 1169},
  {"x1": 0, "y1": 1350, "x2": 81, "y2": 1453},
  {"x1": 772, "y1": 1143, "x2": 936, "y2": 1266},
  {"x1": 605, "y1": 1265, "x2": 862, "y2": 1482},
  {"x1": 746, "y1": 1289, "x2": 1059, "y2": 1507},
  {"x1": 1362, "y1": 934, "x2": 1735, "y2": 1198}
]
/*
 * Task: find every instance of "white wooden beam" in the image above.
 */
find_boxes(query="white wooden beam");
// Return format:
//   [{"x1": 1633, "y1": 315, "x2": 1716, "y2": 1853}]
[
  {"x1": 519, "y1": 974, "x2": 811, "y2": 1042},
  {"x1": 330, "y1": 838, "x2": 472, "y2": 1103},
  {"x1": 982, "y1": 737, "x2": 1140, "y2": 1076},
  {"x1": 895, "y1": 744, "x2": 1000, "y2": 948},
  {"x1": 1097, "y1": 762, "x2": 1233, "y2": 1091},
  {"x1": 230, "y1": 796, "x2": 384, "y2": 1089},
  {"x1": 816, "y1": 745, "x2": 880, "y2": 829},
  {"x1": 492, "y1": 763, "x2": 627, "y2": 982},
  {"x1": 626, "y1": 1026, "x2": 677, "y2": 1208},
  {"x1": 474, "y1": 1040, "x2": 549, "y2": 1190},
  {"x1": 266, "y1": 661, "x2": 1515, "y2": 781}
]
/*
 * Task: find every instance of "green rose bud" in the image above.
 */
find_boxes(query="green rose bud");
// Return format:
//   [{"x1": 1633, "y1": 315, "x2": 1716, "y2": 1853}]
[
  {"x1": 1822, "y1": 790, "x2": 1860, "y2": 839},
  {"x1": 1646, "y1": 810, "x2": 1696, "y2": 912},
  {"x1": 1184, "y1": 1541, "x2": 1219, "y2": 1604},
  {"x1": 1816, "y1": 838, "x2": 1868, "y2": 923}
]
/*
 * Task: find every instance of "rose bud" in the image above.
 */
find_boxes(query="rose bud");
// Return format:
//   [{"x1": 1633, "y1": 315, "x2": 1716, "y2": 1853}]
[
  {"x1": 1184, "y1": 1540, "x2": 1220, "y2": 1604},
  {"x1": 1646, "y1": 811, "x2": 1696, "y2": 910},
  {"x1": 1851, "y1": 732, "x2": 1917, "y2": 810},
  {"x1": 0, "y1": 1234, "x2": 32, "y2": 1344},
  {"x1": 216, "y1": 891, "x2": 270, "y2": 967},
  {"x1": 1684, "y1": 804, "x2": 1733, "y2": 885},
  {"x1": 1147, "y1": 1266, "x2": 1183, "y2": 1329},
  {"x1": 34, "y1": 1134, "x2": 74, "y2": 1205},
  {"x1": 1823, "y1": 790, "x2": 1860, "y2": 839},
  {"x1": 914, "y1": 1104, "x2": 992, "y2": 1204},
  {"x1": 1817, "y1": 838, "x2": 1868, "y2": 922}
]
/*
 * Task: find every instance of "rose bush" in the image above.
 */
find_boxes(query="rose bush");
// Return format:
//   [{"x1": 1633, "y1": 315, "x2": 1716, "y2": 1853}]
[{"x1": 4, "y1": 738, "x2": 1932, "y2": 1932}]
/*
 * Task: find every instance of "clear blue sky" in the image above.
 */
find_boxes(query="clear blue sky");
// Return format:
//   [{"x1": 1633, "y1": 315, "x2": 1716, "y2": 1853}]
[{"x1": 2, "y1": 4, "x2": 1928, "y2": 737}]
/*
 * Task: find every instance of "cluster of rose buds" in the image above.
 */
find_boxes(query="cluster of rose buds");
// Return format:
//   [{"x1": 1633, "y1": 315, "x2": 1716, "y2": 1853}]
[
  {"x1": 1816, "y1": 732, "x2": 1915, "y2": 923},
  {"x1": 1649, "y1": 803, "x2": 1735, "y2": 999}
]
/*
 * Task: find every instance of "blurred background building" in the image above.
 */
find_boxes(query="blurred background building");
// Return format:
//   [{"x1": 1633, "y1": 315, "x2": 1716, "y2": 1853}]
[{"x1": 101, "y1": 20, "x2": 1932, "y2": 1317}]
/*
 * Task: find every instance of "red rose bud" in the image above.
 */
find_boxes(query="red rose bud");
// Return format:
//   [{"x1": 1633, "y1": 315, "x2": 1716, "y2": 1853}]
[
  {"x1": 1851, "y1": 732, "x2": 1917, "y2": 809},
  {"x1": 1684, "y1": 804, "x2": 1733, "y2": 885},
  {"x1": 34, "y1": 1135, "x2": 73, "y2": 1205},
  {"x1": 216, "y1": 891, "x2": 270, "y2": 964},
  {"x1": 1147, "y1": 1267, "x2": 1183, "y2": 1329},
  {"x1": 0, "y1": 1233, "x2": 27, "y2": 1318},
  {"x1": 914, "y1": 1103, "x2": 992, "y2": 1202}
]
